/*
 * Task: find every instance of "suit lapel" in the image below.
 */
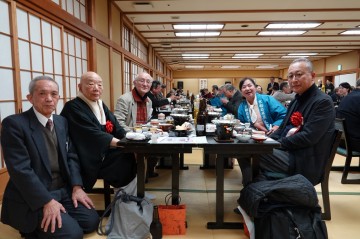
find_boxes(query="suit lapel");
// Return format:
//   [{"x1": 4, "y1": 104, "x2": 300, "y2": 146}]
[{"x1": 28, "y1": 109, "x2": 52, "y2": 176}]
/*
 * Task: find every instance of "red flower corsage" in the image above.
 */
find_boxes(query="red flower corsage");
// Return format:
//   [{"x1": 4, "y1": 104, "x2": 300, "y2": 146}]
[
  {"x1": 286, "y1": 111, "x2": 303, "y2": 137},
  {"x1": 290, "y1": 111, "x2": 303, "y2": 127},
  {"x1": 105, "y1": 120, "x2": 114, "y2": 133}
]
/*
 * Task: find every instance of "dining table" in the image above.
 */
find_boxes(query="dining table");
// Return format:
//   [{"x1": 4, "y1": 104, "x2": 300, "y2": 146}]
[{"x1": 117, "y1": 134, "x2": 280, "y2": 229}]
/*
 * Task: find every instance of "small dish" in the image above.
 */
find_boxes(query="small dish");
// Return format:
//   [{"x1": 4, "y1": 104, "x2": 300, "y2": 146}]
[
  {"x1": 251, "y1": 134, "x2": 267, "y2": 143},
  {"x1": 236, "y1": 134, "x2": 251, "y2": 142}
]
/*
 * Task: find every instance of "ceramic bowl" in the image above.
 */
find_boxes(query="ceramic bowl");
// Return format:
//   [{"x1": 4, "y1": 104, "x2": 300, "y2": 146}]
[
  {"x1": 158, "y1": 123, "x2": 173, "y2": 132},
  {"x1": 251, "y1": 134, "x2": 267, "y2": 143},
  {"x1": 236, "y1": 134, "x2": 251, "y2": 142}
]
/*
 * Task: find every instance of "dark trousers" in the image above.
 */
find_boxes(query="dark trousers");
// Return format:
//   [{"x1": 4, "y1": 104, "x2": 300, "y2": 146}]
[
  {"x1": 23, "y1": 188, "x2": 99, "y2": 239},
  {"x1": 238, "y1": 149, "x2": 290, "y2": 185}
]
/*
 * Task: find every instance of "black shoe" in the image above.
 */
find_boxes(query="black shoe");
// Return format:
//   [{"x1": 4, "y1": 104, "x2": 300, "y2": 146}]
[{"x1": 148, "y1": 172, "x2": 159, "y2": 178}]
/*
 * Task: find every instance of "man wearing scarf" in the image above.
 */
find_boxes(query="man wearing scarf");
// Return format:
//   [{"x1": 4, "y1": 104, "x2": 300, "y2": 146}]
[
  {"x1": 61, "y1": 72, "x2": 137, "y2": 192},
  {"x1": 114, "y1": 72, "x2": 159, "y2": 181}
]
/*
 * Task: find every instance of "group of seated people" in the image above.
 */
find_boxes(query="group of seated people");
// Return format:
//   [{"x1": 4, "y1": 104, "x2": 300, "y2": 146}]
[{"x1": 1, "y1": 57, "x2": 359, "y2": 238}]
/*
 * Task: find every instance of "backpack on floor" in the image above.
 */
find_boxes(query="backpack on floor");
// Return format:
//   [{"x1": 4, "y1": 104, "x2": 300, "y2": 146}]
[{"x1": 254, "y1": 205, "x2": 327, "y2": 239}]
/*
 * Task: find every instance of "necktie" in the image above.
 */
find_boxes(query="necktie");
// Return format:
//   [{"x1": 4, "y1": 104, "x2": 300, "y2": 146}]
[
  {"x1": 46, "y1": 119, "x2": 53, "y2": 131},
  {"x1": 249, "y1": 105, "x2": 257, "y2": 123}
]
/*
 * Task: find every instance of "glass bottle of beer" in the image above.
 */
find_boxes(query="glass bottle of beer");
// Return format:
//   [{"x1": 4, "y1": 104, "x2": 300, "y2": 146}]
[
  {"x1": 196, "y1": 99, "x2": 207, "y2": 136},
  {"x1": 150, "y1": 205, "x2": 162, "y2": 239}
]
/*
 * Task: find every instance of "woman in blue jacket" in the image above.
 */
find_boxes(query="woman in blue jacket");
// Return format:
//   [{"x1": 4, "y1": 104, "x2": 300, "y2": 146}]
[{"x1": 238, "y1": 77, "x2": 287, "y2": 135}]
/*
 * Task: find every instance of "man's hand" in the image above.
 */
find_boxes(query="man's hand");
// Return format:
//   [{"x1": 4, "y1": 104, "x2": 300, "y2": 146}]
[
  {"x1": 220, "y1": 97, "x2": 229, "y2": 104},
  {"x1": 41, "y1": 199, "x2": 66, "y2": 233},
  {"x1": 72, "y1": 185, "x2": 95, "y2": 209}
]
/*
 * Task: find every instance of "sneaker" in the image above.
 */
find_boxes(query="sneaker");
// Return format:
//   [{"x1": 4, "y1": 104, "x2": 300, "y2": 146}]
[{"x1": 145, "y1": 192, "x2": 156, "y2": 200}]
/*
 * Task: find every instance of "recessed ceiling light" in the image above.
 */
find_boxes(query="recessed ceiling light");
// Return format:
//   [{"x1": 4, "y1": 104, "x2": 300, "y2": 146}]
[
  {"x1": 256, "y1": 65, "x2": 278, "y2": 69},
  {"x1": 233, "y1": 53, "x2": 263, "y2": 59},
  {"x1": 266, "y1": 23, "x2": 321, "y2": 29},
  {"x1": 340, "y1": 30, "x2": 360, "y2": 35},
  {"x1": 221, "y1": 66, "x2": 240, "y2": 69},
  {"x1": 182, "y1": 53, "x2": 209, "y2": 59},
  {"x1": 173, "y1": 24, "x2": 224, "y2": 30},
  {"x1": 282, "y1": 55, "x2": 310, "y2": 58},
  {"x1": 288, "y1": 53, "x2": 318, "y2": 56},
  {"x1": 175, "y1": 32, "x2": 220, "y2": 37},
  {"x1": 258, "y1": 31, "x2": 306, "y2": 36},
  {"x1": 185, "y1": 65, "x2": 204, "y2": 68}
]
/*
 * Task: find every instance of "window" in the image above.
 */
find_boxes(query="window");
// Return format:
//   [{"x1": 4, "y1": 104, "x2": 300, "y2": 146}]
[
  {"x1": 63, "y1": 31, "x2": 88, "y2": 103},
  {"x1": 52, "y1": 0, "x2": 86, "y2": 23},
  {"x1": 124, "y1": 59, "x2": 130, "y2": 92},
  {"x1": 122, "y1": 26, "x2": 148, "y2": 62}
]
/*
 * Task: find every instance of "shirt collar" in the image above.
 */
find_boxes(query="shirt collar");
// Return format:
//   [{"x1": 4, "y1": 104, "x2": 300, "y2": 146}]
[{"x1": 32, "y1": 108, "x2": 53, "y2": 127}]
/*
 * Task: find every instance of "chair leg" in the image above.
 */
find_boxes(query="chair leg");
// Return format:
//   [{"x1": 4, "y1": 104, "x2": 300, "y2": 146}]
[
  {"x1": 341, "y1": 156, "x2": 360, "y2": 184},
  {"x1": 321, "y1": 176, "x2": 331, "y2": 220}
]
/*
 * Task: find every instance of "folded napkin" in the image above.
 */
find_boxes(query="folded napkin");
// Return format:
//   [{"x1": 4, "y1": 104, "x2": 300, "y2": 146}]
[{"x1": 126, "y1": 132, "x2": 146, "y2": 140}]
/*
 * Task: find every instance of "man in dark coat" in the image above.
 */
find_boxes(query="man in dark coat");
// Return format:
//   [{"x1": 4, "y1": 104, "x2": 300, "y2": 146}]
[
  {"x1": 266, "y1": 77, "x2": 280, "y2": 95},
  {"x1": 220, "y1": 84, "x2": 243, "y2": 116},
  {"x1": 258, "y1": 58, "x2": 335, "y2": 185},
  {"x1": 61, "y1": 72, "x2": 136, "y2": 192},
  {"x1": 148, "y1": 80, "x2": 177, "y2": 119},
  {"x1": 1, "y1": 76, "x2": 99, "y2": 239}
]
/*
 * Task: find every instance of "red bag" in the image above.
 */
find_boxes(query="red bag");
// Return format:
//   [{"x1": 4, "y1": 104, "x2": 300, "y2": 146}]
[{"x1": 158, "y1": 194, "x2": 186, "y2": 235}]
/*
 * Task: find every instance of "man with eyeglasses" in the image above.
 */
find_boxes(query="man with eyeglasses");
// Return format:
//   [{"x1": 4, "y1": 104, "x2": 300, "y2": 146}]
[
  {"x1": 253, "y1": 57, "x2": 335, "y2": 186},
  {"x1": 61, "y1": 72, "x2": 137, "y2": 195},
  {"x1": 114, "y1": 72, "x2": 160, "y2": 185}
]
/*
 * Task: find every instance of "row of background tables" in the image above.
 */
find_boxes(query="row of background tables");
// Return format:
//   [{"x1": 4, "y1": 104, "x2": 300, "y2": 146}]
[{"x1": 117, "y1": 134, "x2": 280, "y2": 230}]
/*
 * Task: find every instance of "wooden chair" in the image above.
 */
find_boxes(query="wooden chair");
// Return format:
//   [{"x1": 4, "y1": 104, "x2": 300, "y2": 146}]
[
  {"x1": 332, "y1": 118, "x2": 360, "y2": 184},
  {"x1": 320, "y1": 129, "x2": 342, "y2": 220}
]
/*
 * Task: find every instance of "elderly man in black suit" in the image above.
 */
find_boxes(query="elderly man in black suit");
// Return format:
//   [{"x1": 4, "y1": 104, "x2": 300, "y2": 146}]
[
  {"x1": 1, "y1": 76, "x2": 99, "y2": 239},
  {"x1": 257, "y1": 58, "x2": 335, "y2": 185},
  {"x1": 148, "y1": 80, "x2": 177, "y2": 119},
  {"x1": 220, "y1": 83, "x2": 243, "y2": 116},
  {"x1": 266, "y1": 76, "x2": 280, "y2": 95},
  {"x1": 61, "y1": 72, "x2": 136, "y2": 192}
]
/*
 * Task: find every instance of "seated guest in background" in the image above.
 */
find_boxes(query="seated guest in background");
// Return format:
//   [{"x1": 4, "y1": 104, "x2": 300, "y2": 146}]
[
  {"x1": 255, "y1": 57, "x2": 335, "y2": 186},
  {"x1": 114, "y1": 72, "x2": 159, "y2": 180},
  {"x1": 157, "y1": 83, "x2": 167, "y2": 100},
  {"x1": 325, "y1": 79, "x2": 335, "y2": 95},
  {"x1": 209, "y1": 84, "x2": 227, "y2": 116},
  {"x1": 220, "y1": 83, "x2": 243, "y2": 116},
  {"x1": 330, "y1": 87, "x2": 341, "y2": 105},
  {"x1": 336, "y1": 79, "x2": 360, "y2": 151},
  {"x1": 1, "y1": 76, "x2": 99, "y2": 239},
  {"x1": 272, "y1": 81, "x2": 296, "y2": 106},
  {"x1": 266, "y1": 76, "x2": 279, "y2": 95},
  {"x1": 338, "y1": 82, "x2": 352, "y2": 99},
  {"x1": 212, "y1": 84, "x2": 219, "y2": 97},
  {"x1": 201, "y1": 88, "x2": 213, "y2": 99},
  {"x1": 148, "y1": 80, "x2": 177, "y2": 119},
  {"x1": 61, "y1": 72, "x2": 137, "y2": 193},
  {"x1": 237, "y1": 77, "x2": 287, "y2": 134},
  {"x1": 256, "y1": 84, "x2": 264, "y2": 94}
]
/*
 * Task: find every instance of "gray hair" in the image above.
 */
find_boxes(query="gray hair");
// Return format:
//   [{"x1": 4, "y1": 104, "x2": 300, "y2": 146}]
[
  {"x1": 29, "y1": 75, "x2": 58, "y2": 94},
  {"x1": 356, "y1": 79, "x2": 360, "y2": 87},
  {"x1": 290, "y1": 57, "x2": 313, "y2": 72},
  {"x1": 224, "y1": 83, "x2": 236, "y2": 92}
]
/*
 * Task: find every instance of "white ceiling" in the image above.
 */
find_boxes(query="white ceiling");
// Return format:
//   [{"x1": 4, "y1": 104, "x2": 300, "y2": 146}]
[{"x1": 114, "y1": 0, "x2": 360, "y2": 71}]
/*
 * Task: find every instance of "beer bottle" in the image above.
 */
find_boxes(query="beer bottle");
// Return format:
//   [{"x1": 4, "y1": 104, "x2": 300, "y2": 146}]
[
  {"x1": 196, "y1": 99, "x2": 207, "y2": 136},
  {"x1": 150, "y1": 205, "x2": 162, "y2": 239}
]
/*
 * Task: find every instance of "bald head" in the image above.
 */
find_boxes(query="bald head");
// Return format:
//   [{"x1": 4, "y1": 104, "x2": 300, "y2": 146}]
[{"x1": 79, "y1": 71, "x2": 103, "y2": 101}]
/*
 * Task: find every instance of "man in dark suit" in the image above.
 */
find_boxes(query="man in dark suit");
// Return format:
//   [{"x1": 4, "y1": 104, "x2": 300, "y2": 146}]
[
  {"x1": 148, "y1": 80, "x2": 177, "y2": 119},
  {"x1": 220, "y1": 83, "x2": 243, "y2": 116},
  {"x1": 266, "y1": 77, "x2": 280, "y2": 95},
  {"x1": 61, "y1": 72, "x2": 136, "y2": 192},
  {"x1": 257, "y1": 58, "x2": 335, "y2": 185},
  {"x1": 1, "y1": 76, "x2": 99, "y2": 239}
]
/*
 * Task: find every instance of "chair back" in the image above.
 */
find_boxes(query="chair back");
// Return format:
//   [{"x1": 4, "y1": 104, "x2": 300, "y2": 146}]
[
  {"x1": 323, "y1": 129, "x2": 342, "y2": 179},
  {"x1": 335, "y1": 118, "x2": 353, "y2": 156}
]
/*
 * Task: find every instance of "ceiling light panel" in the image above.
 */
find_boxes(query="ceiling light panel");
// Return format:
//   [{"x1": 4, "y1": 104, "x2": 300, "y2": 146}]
[
  {"x1": 175, "y1": 32, "x2": 220, "y2": 37},
  {"x1": 221, "y1": 66, "x2": 240, "y2": 69},
  {"x1": 288, "y1": 53, "x2": 318, "y2": 56},
  {"x1": 185, "y1": 65, "x2": 204, "y2": 68},
  {"x1": 233, "y1": 53, "x2": 263, "y2": 59},
  {"x1": 266, "y1": 23, "x2": 321, "y2": 29},
  {"x1": 182, "y1": 53, "x2": 209, "y2": 59},
  {"x1": 340, "y1": 30, "x2": 360, "y2": 35},
  {"x1": 258, "y1": 31, "x2": 306, "y2": 36},
  {"x1": 173, "y1": 24, "x2": 224, "y2": 30},
  {"x1": 256, "y1": 65, "x2": 278, "y2": 69}
]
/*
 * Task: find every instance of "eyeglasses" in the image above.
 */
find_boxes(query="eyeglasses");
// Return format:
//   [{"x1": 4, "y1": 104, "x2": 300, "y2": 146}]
[
  {"x1": 136, "y1": 79, "x2": 152, "y2": 85},
  {"x1": 287, "y1": 72, "x2": 308, "y2": 80}
]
